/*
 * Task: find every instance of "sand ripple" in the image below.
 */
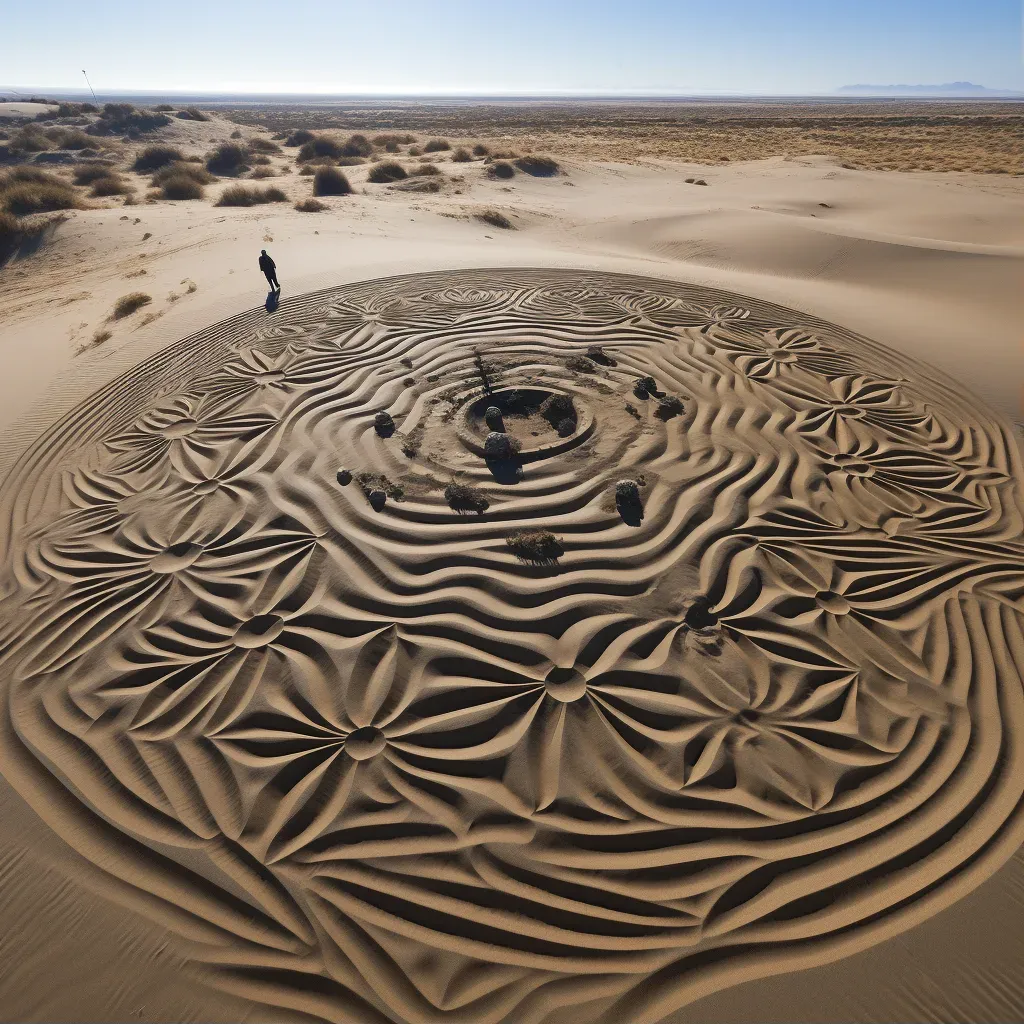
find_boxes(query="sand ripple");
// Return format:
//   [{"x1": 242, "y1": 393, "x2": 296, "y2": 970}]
[{"x1": 1, "y1": 269, "x2": 1023, "y2": 1022}]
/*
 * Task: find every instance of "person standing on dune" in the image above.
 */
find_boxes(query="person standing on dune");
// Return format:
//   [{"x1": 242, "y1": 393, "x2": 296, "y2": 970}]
[{"x1": 259, "y1": 249, "x2": 280, "y2": 292}]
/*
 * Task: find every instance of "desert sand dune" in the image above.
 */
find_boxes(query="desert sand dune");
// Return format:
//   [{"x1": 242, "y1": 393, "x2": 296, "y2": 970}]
[{"x1": 1, "y1": 266, "x2": 1022, "y2": 1022}]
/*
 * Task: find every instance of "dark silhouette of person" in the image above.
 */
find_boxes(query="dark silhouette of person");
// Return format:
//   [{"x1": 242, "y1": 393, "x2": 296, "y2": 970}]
[{"x1": 259, "y1": 249, "x2": 280, "y2": 291}]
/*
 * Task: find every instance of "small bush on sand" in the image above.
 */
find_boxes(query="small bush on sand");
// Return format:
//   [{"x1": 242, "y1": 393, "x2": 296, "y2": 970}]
[
  {"x1": 451, "y1": 147, "x2": 473, "y2": 162},
  {"x1": 506, "y1": 529, "x2": 563, "y2": 564},
  {"x1": 248, "y1": 137, "x2": 281, "y2": 154},
  {"x1": 655, "y1": 395, "x2": 685, "y2": 421},
  {"x1": 615, "y1": 479, "x2": 641, "y2": 505},
  {"x1": 444, "y1": 482, "x2": 489, "y2": 514},
  {"x1": 341, "y1": 133, "x2": 373, "y2": 157},
  {"x1": 215, "y1": 185, "x2": 287, "y2": 207},
  {"x1": 634, "y1": 375, "x2": 658, "y2": 398},
  {"x1": 484, "y1": 431, "x2": 521, "y2": 460},
  {"x1": 90, "y1": 174, "x2": 133, "y2": 197},
  {"x1": 285, "y1": 129, "x2": 315, "y2": 147},
  {"x1": 295, "y1": 197, "x2": 327, "y2": 212},
  {"x1": 314, "y1": 165, "x2": 352, "y2": 195},
  {"x1": 111, "y1": 292, "x2": 151, "y2": 319},
  {"x1": 374, "y1": 410, "x2": 395, "y2": 436},
  {"x1": 424, "y1": 138, "x2": 450, "y2": 153},
  {"x1": 515, "y1": 155, "x2": 560, "y2": 176},
  {"x1": 251, "y1": 154, "x2": 271, "y2": 165},
  {"x1": 54, "y1": 129, "x2": 93, "y2": 150},
  {"x1": 161, "y1": 176, "x2": 205, "y2": 200},
  {"x1": 297, "y1": 136, "x2": 344, "y2": 162},
  {"x1": 488, "y1": 160, "x2": 515, "y2": 179},
  {"x1": 476, "y1": 209, "x2": 513, "y2": 230},
  {"x1": 249, "y1": 166, "x2": 277, "y2": 178},
  {"x1": 407, "y1": 146, "x2": 422, "y2": 156},
  {"x1": 9, "y1": 127, "x2": 52, "y2": 154},
  {"x1": 540, "y1": 393, "x2": 576, "y2": 429},
  {"x1": 73, "y1": 163, "x2": 116, "y2": 185},
  {"x1": 150, "y1": 162, "x2": 213, "y2": 187},
  {"x1": 206, "y1": 143, "x2": 250, "y2": 175},
  {"x1": 153, "y1": 103, "x2": 174, "y2": 112},
  {"x1": 1, "y1": 181, "x2": 78, "y2": 215},
  {"x1": 177, "y1": 107, "x2": 209, "y2": 121},
  {"x1": 367, "y1": 161, "x2": 407, "y2": 183},
  {"x1": 472, "y1": 143, "x2": 489, "y2": 157},
  {"x1": 132, "y1": 145, "x2": 184, "y2": 172},
  {"x1": 383, "y1": 140, "x2": 399, "y2": 153},
  {"x1": 96, "y1": 103, "x2": 170, "y2": 134},
  {"x1": 1, "y1": 167, "x2": 64, "y2": 187},
  {"x1": 411, "y1": 162, "x2": 441, "y2": 176},
  {"x1": 372, "y1": 133, "x2": 416, "y2": 147}
]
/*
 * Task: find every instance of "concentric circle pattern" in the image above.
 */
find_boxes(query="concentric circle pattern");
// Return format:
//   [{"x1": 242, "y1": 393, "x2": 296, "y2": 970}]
[{"x1": 2, "y1": 269, "x2": 1024, "y2": 1023}]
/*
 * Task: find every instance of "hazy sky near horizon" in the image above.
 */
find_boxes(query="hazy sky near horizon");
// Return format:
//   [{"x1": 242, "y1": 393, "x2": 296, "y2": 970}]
[{"x1": 5, "y1": 0, "x2": 1022, "y2": 94}]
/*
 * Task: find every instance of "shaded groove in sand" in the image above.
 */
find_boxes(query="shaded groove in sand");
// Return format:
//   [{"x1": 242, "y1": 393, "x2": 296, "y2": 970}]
[{"x1": 1, "y1": 269, "x2": 1023, "y2": 1023}]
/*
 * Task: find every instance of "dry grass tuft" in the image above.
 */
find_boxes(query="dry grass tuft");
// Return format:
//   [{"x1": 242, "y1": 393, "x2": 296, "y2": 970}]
[
  {"x1": 506, "y1": 529, "x2": 563, "y2": 564},
  {"x1": 285, "y1": 129, "x2": 315, "y2": 147},
  {"x1": 367, "y1": 161, "x2": 407, "y2": 183},
  {"x1": 472, "y1": 143, "x2": 489, "y2": 156},
  {"x1": 161, "y1": 176, "x2": 205, "y2": 200},
  {"x1": 110, "y1": 292, "x2": 152, "y2": 319},
  {"x1": 0, "y1": 172, "x2": 79, "y2": 215},
  {"x1": 216, "y1": 184, "x2": 288, "y2": 206},
  {"x1": 410, "y1": 162, "x2": 441, "y2": 176},
  {"x1": 295, "y1": 197, "x2": 328, "y2": 212},
  {"x1": 177, "y1": 107, "x2": 209, "y2": 122},
  {"x1": 515, "y1": 154, "x2": 560, "y2": 176},
  {"x1": 476, "y1": 209, "x2": 514, "y2": 229},
  {"x1": 313, "y1": 165, "x2": 352, "y2": 195},
  {"x1": 206, "y1": 143, "x2": 250, "y2": 176},
  {"x1": 488, "y1": 160, "x2": 515, "y2": 179},
  {"x1": 151, "y1": 162, "x2": 214, "y2": 187},
  {"x1": 248, "y1": 166, "x2": 278, "y2": 179},
  {"x1": 90, "y1": 174, "x2": 133, "y2": 197},
  {"x1": 73, "y1": 163, "x2": 117, "y2": 185},
  {"x1": 132, "y1": 145, "x2": 185, "y2": 172},
  {"x1": 451, "y1": 147, "x2": 473, "y2": 162},
  {"x1": 423, "y1": 138, "x2": 450, "y2": 153},
  {"x1": 248, "y1": 138, "x2": 281, "y2": 154}
]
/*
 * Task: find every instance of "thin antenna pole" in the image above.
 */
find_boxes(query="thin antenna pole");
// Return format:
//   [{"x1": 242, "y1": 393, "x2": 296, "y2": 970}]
[{"x1": 81, "y1": 69, "x2": 98, "y2": 104}]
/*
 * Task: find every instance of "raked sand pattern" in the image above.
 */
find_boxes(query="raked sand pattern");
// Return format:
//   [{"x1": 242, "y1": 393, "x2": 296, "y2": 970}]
[{"x1": 1, "y1": 268, "x2": 1024, "y2": 1023}]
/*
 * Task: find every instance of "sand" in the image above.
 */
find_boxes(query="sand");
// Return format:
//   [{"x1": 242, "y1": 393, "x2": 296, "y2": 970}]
[{"x1": 1, "y1": 131, "x2": 1024, "y2": 1023}]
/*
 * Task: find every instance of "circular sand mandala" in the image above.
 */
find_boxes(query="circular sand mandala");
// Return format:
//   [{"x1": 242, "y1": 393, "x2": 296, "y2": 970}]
[{"x1": 1, "y1": 269, "x2": 1023, "y2": 1022}]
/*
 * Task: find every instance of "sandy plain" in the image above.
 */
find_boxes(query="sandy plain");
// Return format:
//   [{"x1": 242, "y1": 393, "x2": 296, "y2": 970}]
[{"x1": 0, "y1": 99, "x2": 1023, "y2": 1023}]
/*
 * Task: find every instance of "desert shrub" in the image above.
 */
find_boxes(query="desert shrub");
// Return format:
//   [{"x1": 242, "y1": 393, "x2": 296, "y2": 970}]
[
  {"x1": 1, "y1": 180, "x2": 78, "y2": 215},
  {"x1": 251, "y1": 154, "x2": 271, "y2": 165},
  {"x1": 477, "y1": 209, "x2": 513, "y2": 229},
  {"x1": 285, "y1": 129, "x2": 315, "y2": 147},
  {"x1": 540, "y1": 393, "x2": 576, "y2": 429},
  {"x1": 298, "y1": 165, "x2": 315, "y2": 175},
  {"x1": 215, "y1": 185, "x2": 287, "y2": 206},
  {"x1": 484, "y1": 406, "x2": 503, "y2": 430},
  {"x1": 206, "y1": 142, "x2": 250, "y2": 175},
  {"x1": 297, "y1": 136, "x2": 344, "y2": 162},
  {"x1": 515, "y1": 155, "x2": 560, "y2": 177},
  {"x1": 407, "y1": 146, "x2": 422, "y2": 156},
  {"x1": 484, "y1": 431, "x2": 521, "y2": 460},
  {"x1": 151, "y1": 162, "x2": 213, "y2": 186},
  {"x1": 8, "y1": 126, "x2": 51, "y2": 154},
  {"x1": 411, "y1": 162, "x2": 440, "y2": 176},
  {"x1": 133, "y1": 145, "x2": 184, "y2": 172},
  {"x1": 341, "y1": 133, "x2": 373, "y2": 157},
  {"x1": 384, "y1": 140, "x2": 399, "y2": 153},
  {"x1": 314, "y1": 165, "x2": 352, "y2": 196},
  {"x1": 444, "y1": 482, "x2": 489, "y2": 514},
  {"x1": 374, "y1": 410, "x2": 395, "y2": 436},
  {"x1": 506, "y1": 529, "x2": 563, "y2": 564},
  {"x1": 177, "y1": 107, "x2": 209, "y2": 121},
  {"x1": 73, "y1": 162, "x2": 116, "y2": 185},
  {"x1": 488, "y1": 160, "x2": 515, "y2": 179},
  {"x1": 566, "y1": 355, "x2": 596, "y2": 373},
  {"x1": 96, "y1": 104, "x2": 170, "y2": 134},
  {"x1": 372, "y1": 133, "x2": 416, "y2": 147},
  {"x1": 54, "y1": 129, "x2": 93, "y2": 150},
  {"x1": 335, "y1": 155, "x2": 365, "y2": 166},
  {"x1": 0, "y1": 210, "x2": 45, "y2": 260},
  {"x1": 90, "y1": 174, "x2": 133, "y2": 197},
  {"x1": 367, "y1": 161, "x2": 407, "y2": 183},
  {"x1": 1, "y1": 167, "x2": 63, "y2": 187},
  {"x1": 392, "y1": 178, "x2": 440, "y2": 193},
  {"x1": 248, "y1": 137, "x2": 281, "y2": 154},
  {"x1": 634, "y1": 375, "x2": 658, "y2": 398},
  {"x1": 111, "y1": 292, "x2": 151, "y2": 319},
  {"x1": 295, "y1": 197, "x2": 327, "y2": 212},
  {"x1": 153, "y1": 103, "x2": 174, "y2": 112},
  {"x1": 57, "y1": 101, "x2": 95, "y2": 116},
  {"x1": 424, "y1": 138, "x2": 450, "y2": 153},
  {"x1": 451, "y1": 147, "x2": 473, "y2": 162},
  {"x1": 472, "y1": 143, "x2": 489, "y2": 157},
  {"x1": 655, "y1": 395, "x2": 685, "y2": 421},
  {"x1": 249, "y1": 166, "x2": 277, "y2": 178},
  {"x1": 161, "y1": 176, "x2": 205, "y2": 199}
]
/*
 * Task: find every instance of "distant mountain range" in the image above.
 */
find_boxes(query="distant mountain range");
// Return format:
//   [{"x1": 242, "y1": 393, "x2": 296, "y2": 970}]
[{"x1": 838, "y1": 82, "x2": 1022, "y2": 97}]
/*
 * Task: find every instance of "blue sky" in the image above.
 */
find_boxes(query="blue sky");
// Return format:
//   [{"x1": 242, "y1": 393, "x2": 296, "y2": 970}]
[{"x1": 5, "y1": 0, "x2": 1022, "y2": 94}]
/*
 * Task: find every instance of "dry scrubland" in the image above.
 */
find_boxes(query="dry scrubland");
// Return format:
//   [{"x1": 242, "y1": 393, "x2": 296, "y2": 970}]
[{"x1": 222, "y1": 99, "x2": 1024, "y2": 173}]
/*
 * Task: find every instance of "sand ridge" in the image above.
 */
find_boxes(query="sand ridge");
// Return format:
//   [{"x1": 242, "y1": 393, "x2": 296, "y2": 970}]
[{"x1": 1, "y1": 268, "x2": 1023, "y2": 1022}]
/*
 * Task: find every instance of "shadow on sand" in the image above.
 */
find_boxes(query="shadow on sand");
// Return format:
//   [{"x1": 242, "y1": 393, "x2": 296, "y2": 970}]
[{"x1": 265, "y1": 289, "x2": 280, "y2": 313}]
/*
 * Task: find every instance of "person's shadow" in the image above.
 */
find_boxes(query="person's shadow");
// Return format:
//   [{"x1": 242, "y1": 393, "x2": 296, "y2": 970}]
[{"x1": 265, "y1": 289, "x2": 280, "y2": 313}]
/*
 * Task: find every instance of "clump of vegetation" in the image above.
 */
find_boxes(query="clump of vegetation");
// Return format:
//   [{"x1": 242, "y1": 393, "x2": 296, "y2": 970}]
[
  {"x1": 90, "y1": 174, "x2": 133, "y2": 197},
  {"x1": 151, "y1": 162, "x2": 214, "y2": 188},
  {"x1": 73, "y1": 162, "x2": 116, "y2": 185},
  {"x1": 0, "y1": 210, "x2": 54, "y2": 262},
  {"x1": 484, "y1": 431, "x2": 521, "y2": 460},
  {"x1": 248, "y1": 138, "x2": 281, "y2": 154},
  {"x1": 515, "y1": 155, "x2": 560, "y2": 177},
  {"x1": 444, "y1": 482, "x2": 489, "y2": 514},
  {"x1": 506, "y1": 529, "x2": 563, "y2": 564},
  {"x1": 407, "y1": 146, "x2": 422, "y2": 156},
  {"x1": 374, "y1": 410, "x2": 395, "y2": 436},
  {"x1": 566, "y1": 355, "x2": 596, "y2": 373},
  {"x1": 355, "y1": 471, "x2": 404, "y2": 502},
  {"x1": 655, "y1": 395, "x2": 685, "y2": 421},
  {"x1": 476, "y1": 209, "x2": 513, "y2": 229},
  {"x1": 367, "y1": 161, "x2": 408, "y2": 183},
  {"x1": 285, "y1": 129, "x2": 315, "y2": 147},
  {"x1": 451, "y1": 147, "x2": 473, "y2": 162},
  {"x1": 153, "y1": 103, "x2": 174, "y2": 112},
  {"x1": 295, "y1": 197, "x2": 327, "y2": 212},
  {"x1": 296, "y1": 136, "x2": 343, "y2": 162},
  {"x1": 488, "y1": 161, "x2": 515, "y2": 180},
  {"x1": 314, "y1": 165, "x2": 352, "y2": 195},
  {"x1": 57, "y1": 101, "x2": 98, "y2": 116},
  {"x1": 341, "y1": 133, "x2": 373, "y2": 157},
  {"x1": 411, "y1": 162, "x2": 441, "y2": 176},
  {"x1": 215, "y1": 185, "x2": 287, "y2": 206},
  {"x1": 0, "y1": 169, "x2": 78, "y2": 215},
  {"x1": 615, "y1": 479, "x2": 644, "y2": 523},
  {"x1": 95, "y1": 103, "x2": 171, "y2": 135},
  {"x1": 372, "y1": 133, "x2": 416, "y2": 147},
  {"x1": 335, "y1": 155, "x2": 366, "y2": 166},
  {"x1": 161, "y1": 175, "x2": 205, "y2": 200},
  {"x1": 249, "y1": 166, "x2": 277, "y2": 178},
  {"x1": 634, "y1": 375, "x2": 658, "y2": 399},
  {"x1": 540, "y1": 393, "x2": 576, "y2": 431},
  {"x1": 7, "y1": 126, "x2": 52, "y2": 154},
  {"x1": 110, "y1": 292, "x2": 152, "y2": 319},
  {"x1": 423, "y1": 138, "x2": 450, "y2": 153},
  {"x1": 132, "y1": 145, "x2": 185, "y2": 172},
  {"x1": 47, "y1": 128, "x2": 93, "y2": 150},
  {"x1": 177, "y1": 107, "x2": 210, "y2": 121},
  {"x1": 472, "y1": 143, "x2": 489, "y2": 157},
  {"x1": 206, "y1": 142, "x2": 250, "y2": 176}
]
